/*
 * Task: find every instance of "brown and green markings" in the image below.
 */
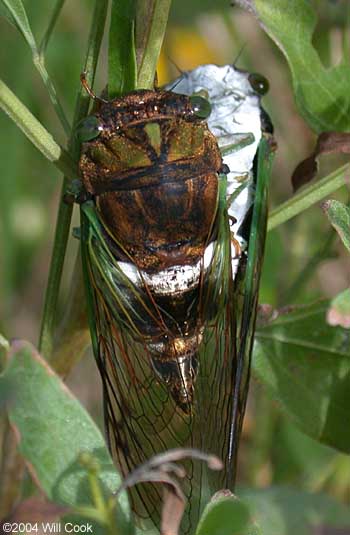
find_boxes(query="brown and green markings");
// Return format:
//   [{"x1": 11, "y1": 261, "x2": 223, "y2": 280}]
[{"x1": 78, "y1": 89, "x2": 223, "y2": 414}]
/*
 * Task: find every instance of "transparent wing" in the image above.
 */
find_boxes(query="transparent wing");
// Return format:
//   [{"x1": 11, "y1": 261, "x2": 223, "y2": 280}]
[{"x1": 80, "y1": 172, "x2": 239, "y2": 533}]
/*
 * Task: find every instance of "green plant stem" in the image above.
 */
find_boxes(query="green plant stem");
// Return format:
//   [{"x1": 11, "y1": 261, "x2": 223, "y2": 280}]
[
  {"x1": 3, "y1": 0, "x2": 70, "y2": 133},
  {"x1": 35, "y1": 0, "x2": 71, "y2": 133},
  {"x1": 39, "y1": 0, "x2": 66, "y2": 55},
  {"x1": 268, "y1": 164, "x2": 348, "y2": 231},
  {"x1": 1, "y1": 0, "x2": 70, "y2": 131},
  {"x1": 136, "y1": 0, "x2": 172, "y2": 88},
  {"x1": 39, "y1": 0, "x2": 109, "y2": 360},
  {"x1": 33, "y1": 56, "x2": 71, "y2": 136},
  {"x1": 39, "y1": 183, "x2": 74, "y2": 359}
]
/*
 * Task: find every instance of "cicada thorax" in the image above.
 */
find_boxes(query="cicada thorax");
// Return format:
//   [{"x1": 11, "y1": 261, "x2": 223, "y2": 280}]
[{"x1": 79, "y1": 89, "x2": 223, "y2": 414}]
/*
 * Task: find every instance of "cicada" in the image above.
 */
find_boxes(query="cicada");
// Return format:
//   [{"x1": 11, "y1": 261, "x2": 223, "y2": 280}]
[{"x1": 75, "y1": 64, "x2": 274, "y2": 534}]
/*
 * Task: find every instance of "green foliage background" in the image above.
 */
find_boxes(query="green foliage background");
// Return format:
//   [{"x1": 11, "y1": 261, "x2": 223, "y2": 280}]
[{"x1": 1, "y1": 1, "x2": 350, "y2": 534}]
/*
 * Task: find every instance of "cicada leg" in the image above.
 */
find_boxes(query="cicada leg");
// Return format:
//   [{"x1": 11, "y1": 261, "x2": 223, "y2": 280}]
[
  {"x1": 80, "y1": 72, "x2": 108, "y2": 104},
  {"x1": 228, "y1": 220, "x2": 242, "y2": 255},
  {"x1": 219, "y1": 133, "x2": 255, "y2": 157},
  {"x1": 229, "y1": 229, "x2": 242, "y2": 280}
]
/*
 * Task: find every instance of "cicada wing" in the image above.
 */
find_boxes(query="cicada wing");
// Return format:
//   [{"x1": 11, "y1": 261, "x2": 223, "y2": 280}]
[
  {"x1": 226, "y1": 136, "x2": 275, "y2": 486},
  {"x1": 81, "y1": 201, "x2": 188, "y2": 526},
  {"x1": 191, "y1": 174, "x2": 237, "y2": 486},
  {"x1": 79, "y1": 180, "x2": 237, "y2": 533}
]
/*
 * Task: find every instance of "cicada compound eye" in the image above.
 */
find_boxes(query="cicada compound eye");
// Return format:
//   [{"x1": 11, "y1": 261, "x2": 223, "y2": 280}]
[
  {"x1": 76, "y1": 116, "x2": 103, "y2": 142},
  {"x1": 189, "y1": 94, "x2": 212, "y2": 120},
  {"x1": 248, "y1": 73, "x2": 269, "y2": 96}
]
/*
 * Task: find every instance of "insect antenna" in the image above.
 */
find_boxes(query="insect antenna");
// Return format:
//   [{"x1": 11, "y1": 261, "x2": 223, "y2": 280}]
[
  {"x1": 166, "y1": 55, "x2": 184, "y2": 75},
  {"x1": 232, "y1": 43, "x2": 246, "y2": 69},
  {"x1": 80, "y1": 72, "x2": 108, "y2": 104},
  {"x1": 165, "y1": 56, "x2": 186, "y2": 91}
]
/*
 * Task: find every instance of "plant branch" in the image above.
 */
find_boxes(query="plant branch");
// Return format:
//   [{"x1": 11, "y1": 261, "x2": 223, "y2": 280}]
[
  {"x1": 268, "y1": 164, "x2": 348, "y2": 231},
  {"x1": 33, "y1": 57, "x2": 71, "y2": 135}
]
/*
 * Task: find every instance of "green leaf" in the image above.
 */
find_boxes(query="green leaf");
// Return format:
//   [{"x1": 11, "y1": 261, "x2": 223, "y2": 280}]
[
  {"x1": 195, "y1": 495, "x2": 260, "y2": 535},
  {"x1": 3, "y1": 340, "x2": 131, "y2": 532},
  {"x1": 254, "y1": 301, "x2": 350, "y2": 453},
  {"x1": 0, "y1": 0, "x2": 37, "y2": 53},
  {"x1": 241, "y1": 487, "x2": 350, "y2": 535},
  {"x1": 250, "y1": 0, "x2": 350, "y2": 132},
  {"x1": 108, "y1": 0, "x2": 137, "y2": 97},
  {"x1": 322, "y1": 200, "x2": 350, "y2": 253}
]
